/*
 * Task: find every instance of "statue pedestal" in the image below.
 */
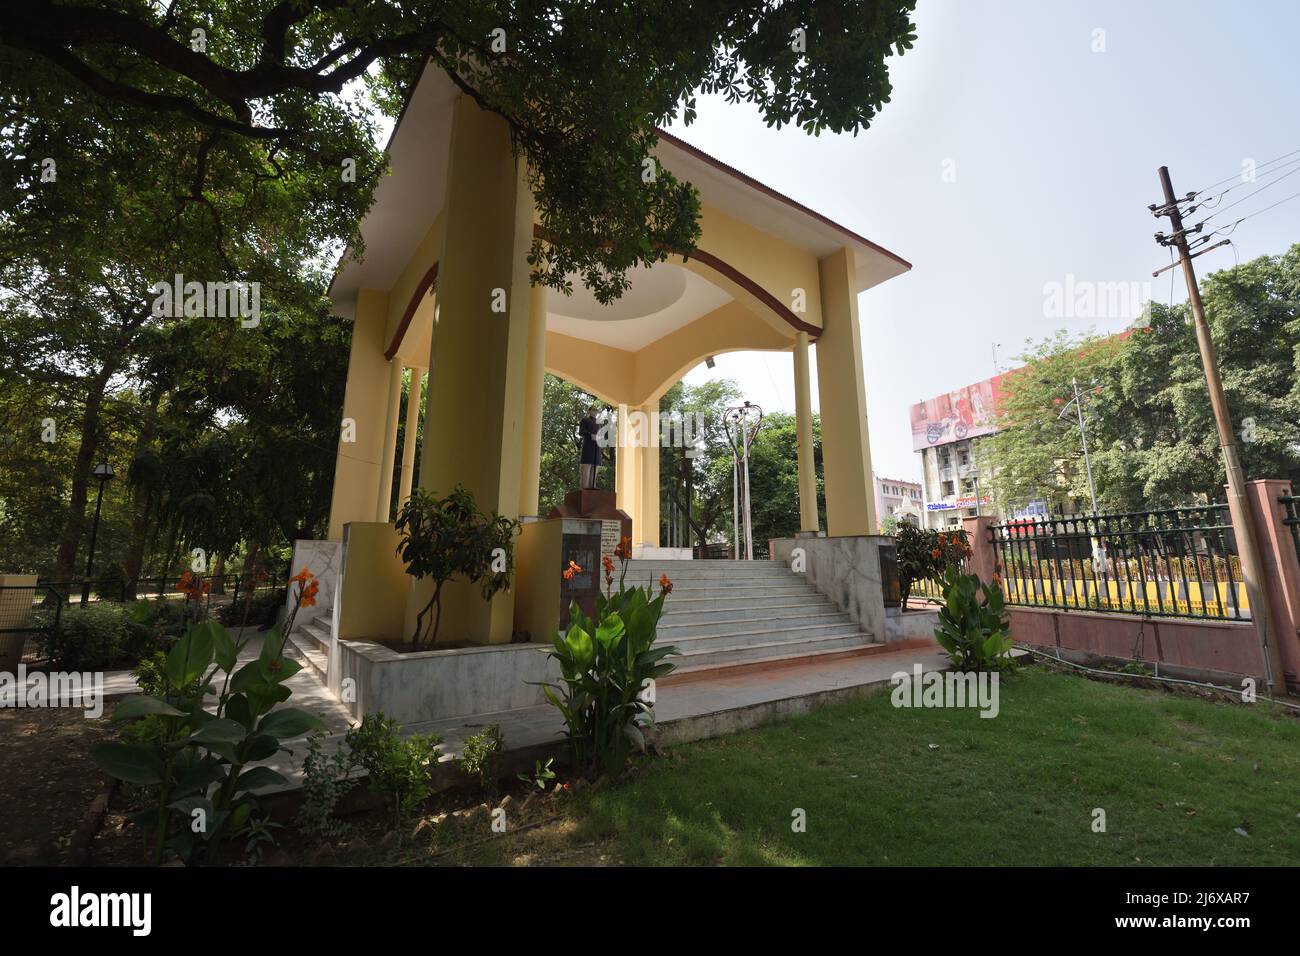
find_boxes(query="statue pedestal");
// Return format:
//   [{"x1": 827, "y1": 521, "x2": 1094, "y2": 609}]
[{"x1": 547, "y1": 489, "x2": 632, "y2": 548}]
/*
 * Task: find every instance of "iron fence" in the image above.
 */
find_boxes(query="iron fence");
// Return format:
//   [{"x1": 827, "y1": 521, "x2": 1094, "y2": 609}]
[
  {"x1": 0, "y1": 583, "x2": 64, "y2": 664},
  {"x1": 989, "y1": 504, "x2": 1249, "y2": 621},
  {"x1": 1281, "y1": 495, "x2": 1300, "y2": 567},
  {"x1": 0, "y1": 573, "x2": 287, "y2": 665}
]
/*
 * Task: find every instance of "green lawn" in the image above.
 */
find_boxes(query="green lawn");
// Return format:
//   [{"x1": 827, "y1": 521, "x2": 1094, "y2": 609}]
[{"x1": 450, "y1": 667, "x2": 1300, "y2": 866}]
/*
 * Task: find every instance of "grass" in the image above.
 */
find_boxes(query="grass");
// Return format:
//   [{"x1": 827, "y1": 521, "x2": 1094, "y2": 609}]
[{"x1": 437, "y1": 667, "x2": 1300, "y2": 866}]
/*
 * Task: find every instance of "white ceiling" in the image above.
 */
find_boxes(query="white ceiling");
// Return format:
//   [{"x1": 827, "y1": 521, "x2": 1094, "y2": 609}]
[{"x1": 546, "y1": 261, "x2": 732, "y2": 351}]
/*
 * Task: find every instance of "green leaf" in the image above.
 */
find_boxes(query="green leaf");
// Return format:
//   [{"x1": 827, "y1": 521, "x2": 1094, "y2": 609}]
[
  {"x1": 211, "y1": 622, "x2": 238, "y2": 672},
  {"x1": 188, "y1": 718, "x2": 248, "y2": 747},
  {"x1": 89, "y1": 743, "x2": 164, "y2": 785},
  {"x1": 166, "y1": 625, "x2": 215, "y2": 688},
  {"x1": 256, "y1": 707, "x2": 326, "y2": 740},
  {"x1": 233, "y1": 765, "x2": 289, "y2": 793},
  {"x1": 111, "y1": 694, "x2": 186, "y2": 724}
]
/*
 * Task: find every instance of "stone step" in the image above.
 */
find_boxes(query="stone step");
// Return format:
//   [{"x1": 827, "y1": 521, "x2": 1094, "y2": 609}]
[
  {"x1": 300, "y1": 618, "x2": 333, "y2": 653},
  {"x1": 658, "y1": 607, "x2": 850, "y2": 638},
  {"x1": 663, "y1": 640, "x2": 891, "y2": 681},
  {"x1": 661, "y1": 598, "x2": 836, "y2": 623},
  {"x1": 664, "y1": 620, "x2": 866, "y2": 653},
  {"x1": 667, "y1": 631, "x2": 877, "y2": 672},
  {"x1": 621, "y1": 566, "x2": 794, "y2": 581},
  {"x1": 657, "y1": 583, "x2": 820, "y2": 601},
  {"x1": 285, "y1": 629, "x2": 328, "y2": 684}
]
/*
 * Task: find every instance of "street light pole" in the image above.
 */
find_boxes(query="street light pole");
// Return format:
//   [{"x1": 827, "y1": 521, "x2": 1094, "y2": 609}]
[
  {"x1": 81, "y1": 461, "x2": 115, "y2": 605},
  {"x1": 1071, "y1": 376, "x2": 1099, "y2": 515}
]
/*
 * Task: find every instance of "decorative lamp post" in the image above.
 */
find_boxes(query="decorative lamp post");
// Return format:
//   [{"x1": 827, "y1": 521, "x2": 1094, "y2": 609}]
[{"x1": 81, "y1": 461, "x2": 115, "y2": 605}]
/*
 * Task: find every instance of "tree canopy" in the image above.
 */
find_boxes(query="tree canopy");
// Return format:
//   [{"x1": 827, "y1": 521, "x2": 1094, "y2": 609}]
[
  {"x1": 2, "y1": 0, "x2": 918, "y2": 302},
  {"x1": 981, "y1": 244, "x2": 1300, "y2": 515}
]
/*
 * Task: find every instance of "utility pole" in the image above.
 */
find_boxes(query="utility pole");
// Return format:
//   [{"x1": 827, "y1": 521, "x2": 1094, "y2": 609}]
[{"x1": 1154, "y1": 165, "x2": 1285, "y2": 694}]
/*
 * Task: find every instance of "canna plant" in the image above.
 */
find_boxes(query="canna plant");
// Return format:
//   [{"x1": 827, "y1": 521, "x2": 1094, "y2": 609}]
[
  {"x1": 90, "y1": 571, "x2": 326, "y2": 864},
  {"x1": 538, "y1": 538, "x2": 677, "y2": 778},
  {"x1": 933, "y1": 564, "x2": 1014, "y2": 672}
]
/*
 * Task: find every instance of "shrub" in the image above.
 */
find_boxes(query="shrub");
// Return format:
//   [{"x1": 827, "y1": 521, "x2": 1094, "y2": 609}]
[
  {"x1": 895, "y1": 524, "x2": 971, "y2": 610},
  {"x1": 459, "y1": 724, "x2": 503, "y2": 793},
  {"x1": 539, "y1": 538, "x2": 677, "y2": 778},
  {"x1": 933, "y1": 564, "x2": 1013, "y2": 672},
  {"x1": 89, "y1": 572, "x2": 328, "y2": 864},
  {"x1": 296, "y1": 731, "x2": 356, "y2": 842},
  {"x1": 216, "y1": 589, "x2": 283, "y2": 630},
  {"x1": 39, "y1": 601, "x2": 153, "y2": 670},
  {"x1": 517, "y1": 757, "x2": 557, "y2": 792},
  {"x1": 394, "y1": 485, "x2": 519, "y2": 645},
  {"x1": 344, "y1": 713, "x2": 443, "y2": 826}
]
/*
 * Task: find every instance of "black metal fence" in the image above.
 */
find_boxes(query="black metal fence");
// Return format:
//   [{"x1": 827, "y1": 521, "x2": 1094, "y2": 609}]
[
  {"x1": 0, "y1": 583, "x2": 64, "y2": 664},
  {"x1": 0, "y1": 574, "x2": 285, "y2": 665},
  {"x1": 989, "y1": 504, "x2": 1249, "y2": 621}
]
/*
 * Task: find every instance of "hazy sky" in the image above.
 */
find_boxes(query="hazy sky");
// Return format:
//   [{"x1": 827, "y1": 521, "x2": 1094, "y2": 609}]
[{"x1": 672, "y1": 0, "x2": 1300, "y2": 482}]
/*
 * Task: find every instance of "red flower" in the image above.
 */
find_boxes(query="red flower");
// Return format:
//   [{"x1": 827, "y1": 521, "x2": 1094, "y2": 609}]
[{"x1": 659, "y1": 573, "x2": 673, "y2": 595}]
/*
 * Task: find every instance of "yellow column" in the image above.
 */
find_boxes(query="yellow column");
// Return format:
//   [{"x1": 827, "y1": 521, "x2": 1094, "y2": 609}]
[
  {"x1": 519, "y1": 284, "x2": 547, "y2": 516},
  {"x1": 396, "y1": 366, "x2": 424, "y2": 508},
  {"x1": 640, "y1": 402, "x2": 660, "y2": 548},
  {"x1": 375, "y1": 359, "x2": 404, "y2": 522},
  {"x1": 327, "y1": 288, "x2": 391, "y2": 541},
  {"x1": 414, "y1": 93, "x2": 534, "y2": 644},
  {"x1": 615, "y1": 405, "x2": 642, "y2": 534},
  {"x1": 793, "y1": 331, "x2": 820, "y2": 533},
  {"x1": 815, "y1": 248, "x2": 877, "y2": 536}
]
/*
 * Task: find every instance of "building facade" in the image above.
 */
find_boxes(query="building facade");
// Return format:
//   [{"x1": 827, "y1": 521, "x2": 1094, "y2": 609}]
[
  {"x1": 873, "y1": 473, "x2": 923, "y2": 529},
  {"x1": 911, "y1": 374, "x2": 1001, "y2": 529}
]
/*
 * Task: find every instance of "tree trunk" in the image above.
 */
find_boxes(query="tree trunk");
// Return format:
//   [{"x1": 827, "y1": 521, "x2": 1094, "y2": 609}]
[
  {"x1": 123, "y1": 391, "x2": 161, "y2": 600},
  {"x1": 52, "y1": 365, "x2": 114, "y2": 585}
]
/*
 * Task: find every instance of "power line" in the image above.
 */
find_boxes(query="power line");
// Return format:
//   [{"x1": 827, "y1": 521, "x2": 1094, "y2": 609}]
[
  {"x1": 1198, "y1": 161, "x2": 1300, "y2": 223},
  {"x1": 1192, "y1": 154, "x2": 1300, "y2": 211},
  {"x1": 1194, "y1": 146, "x2": 1300, "y2": 194},
  {"x1": 1202, "y1": 188, "x2": 1300, "y2": 240}
]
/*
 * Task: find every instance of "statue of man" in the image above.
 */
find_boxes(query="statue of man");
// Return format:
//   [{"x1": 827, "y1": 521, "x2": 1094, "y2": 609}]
[{"x1": 578, "y1": 404, "x2": 602, "y2": 489}]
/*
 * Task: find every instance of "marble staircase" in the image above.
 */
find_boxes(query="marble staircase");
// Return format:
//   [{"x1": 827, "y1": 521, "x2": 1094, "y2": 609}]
[{"x1": 619, "y1": 559, "x2": 885, "y2": 677}]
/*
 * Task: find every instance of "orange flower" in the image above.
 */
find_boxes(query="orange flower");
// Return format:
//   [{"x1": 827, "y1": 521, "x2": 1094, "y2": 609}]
[
  {"x1": 602, "y1": 555, "x2": 615, "y2": 574},
  {"x1": 562, "y1": 560, "x2": 582, "y2": 582},
  {"x1": 299, "y1": 579, "x2": 320, "y2": 607},
  {"x1": 659, "y1": 573, "x2": 673, "y2": 595},
  {"x1": 930, "y1": 548, "x2": 942, "y2": 560},
  {"x1": 614, "y1": 536, "x2": 632, "y2": 561},
  {"x1": 290, "y1": 567, "x2": 313, "y2": 584}
]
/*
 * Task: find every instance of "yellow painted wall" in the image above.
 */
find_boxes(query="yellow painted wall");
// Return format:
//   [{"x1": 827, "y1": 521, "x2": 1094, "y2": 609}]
[
  {"x1": 384, "y1": 213, "x2": 444, "y2": 357},
  {"x1": 512, "y1": 519, "x2": 563, "y2": 643},
  {"x1": 327, "y1": 288, "x2": 393, "y2": 540},
  {"x1": 816, "y1": 248, "x2": 877, "y2": 536},
  {"x1": 414, "y1": 94, "x2": 534, "y2": 644},
  {"x1": 689, "y1": 203, "x2": 825, "y2": 333},
  {"x1": 338, "y1": 522, "x2": 408, "y2": 643}
]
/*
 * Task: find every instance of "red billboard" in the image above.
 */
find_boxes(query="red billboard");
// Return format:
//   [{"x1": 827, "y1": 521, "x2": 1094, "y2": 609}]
[{"x1": 910, "y1": 374, "x2": 1006, "y2": 451}]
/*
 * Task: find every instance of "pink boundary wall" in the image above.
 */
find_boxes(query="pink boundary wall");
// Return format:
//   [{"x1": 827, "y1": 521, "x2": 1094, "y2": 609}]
[{"x1": 963, "y1": 480, "x2": 1300, "y2": 689}]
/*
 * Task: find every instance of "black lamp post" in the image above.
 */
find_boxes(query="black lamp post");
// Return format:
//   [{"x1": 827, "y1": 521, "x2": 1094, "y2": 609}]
[{"x1": 81, "y1": 461, "x2": 115, "y2": 605}]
